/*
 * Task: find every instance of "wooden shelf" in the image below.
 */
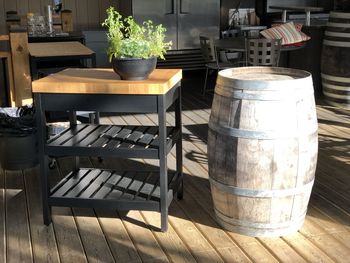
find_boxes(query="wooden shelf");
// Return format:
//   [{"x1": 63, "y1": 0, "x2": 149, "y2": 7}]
[
  {"x1": 46, "y1": 124, "x2": 179, "y2": 159},
  {"x1": 49, "y1": 168, "x2": 180, "y2": 211}
]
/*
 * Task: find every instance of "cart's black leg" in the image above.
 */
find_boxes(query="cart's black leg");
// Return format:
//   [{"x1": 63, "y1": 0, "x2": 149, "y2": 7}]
[
  {"x1": 175, "y1": 84, "x2": 183, "y2": 200},
  {"x1": 88, "y1": 54, "x2": 100, "y2": 126},
  {"x1": 89, "y1": 112, "x2": 100, "y2": 124},
  {"x1": 158, "y1": 95, "x2": 168, "y2": 232},
  {"x1": 89, "y1": 112, "x2": 102, "y2": 162},
  {"x1": 35, "y1": 94, "x2": 52, "y2": 225},
  {"x1": 69, "y1": 111, "x2": 80, "y2": 171},
  {"x1": 41, "y1": 155, "x2": 51, "y2": 225},
  {"x1": 91, "y1": 53, "x2": 97, "y2": 68}
]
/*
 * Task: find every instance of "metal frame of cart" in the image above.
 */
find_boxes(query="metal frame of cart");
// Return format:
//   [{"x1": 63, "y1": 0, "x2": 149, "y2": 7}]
[{"x1": 33, "y1": 68, "x2": 183, "y2": 232}]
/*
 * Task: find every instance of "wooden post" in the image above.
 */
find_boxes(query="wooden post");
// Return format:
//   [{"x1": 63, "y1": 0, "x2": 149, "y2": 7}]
[
  {"x1": 0, "y1": 53, "x2": 16, "y2": 106},
  {"x1": 9, "y1": 31, "x2": 32, "y2": 106},
  {"x1": 0, "y1": 35, "x2": 16, "y2": 106},
  {"x1": 61, "y1": 10, "x2": 73, "y2": 32}
]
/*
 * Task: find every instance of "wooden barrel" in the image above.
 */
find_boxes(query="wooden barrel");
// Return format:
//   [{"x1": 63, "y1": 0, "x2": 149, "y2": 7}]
[
  {"x1": 321, "y1": 11, "x2": 350, "y2": 110},
  {"x1": 208, "y1": 67, "x2": 318, "y2": 237}
]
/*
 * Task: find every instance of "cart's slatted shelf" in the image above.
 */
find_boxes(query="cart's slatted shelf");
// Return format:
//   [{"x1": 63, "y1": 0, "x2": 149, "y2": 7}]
[
  {"x1": 49, "y1": 169, "x2": 179, "y2": 211},
  {"x1": 46, "y1": 124, "x2": 179, "y2": 158}
]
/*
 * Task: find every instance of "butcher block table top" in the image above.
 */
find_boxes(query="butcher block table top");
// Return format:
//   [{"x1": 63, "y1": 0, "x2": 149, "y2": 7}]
[
  {"x1": 28, "y1": 41, "x2": 94, "y2": 58},
  {"x1": 0, "y1": 35, "x2": 9, "y2": 41},
  {"x1": 32, "y1": 68, "x2": 183, "y2": 95}
]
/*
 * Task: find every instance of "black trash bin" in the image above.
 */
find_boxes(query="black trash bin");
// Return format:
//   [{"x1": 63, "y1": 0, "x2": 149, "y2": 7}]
[{"x1": 0, "y1": 106, "x2": 38, "y2": 170}]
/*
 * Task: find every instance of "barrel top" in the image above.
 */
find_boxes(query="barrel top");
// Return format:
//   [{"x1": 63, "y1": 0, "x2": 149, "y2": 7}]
[
  {"x1": 219, "y1": 67, "x2": 311, "y2": 82},
  {"x1": 235, "y1": 73, "x2": 296, "y2": 81}
]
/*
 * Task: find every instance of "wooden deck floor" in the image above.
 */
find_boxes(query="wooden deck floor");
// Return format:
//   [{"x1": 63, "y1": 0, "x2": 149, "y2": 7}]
[{"x1": 1, "y1": 75, "x2": 349, "y2": 263}]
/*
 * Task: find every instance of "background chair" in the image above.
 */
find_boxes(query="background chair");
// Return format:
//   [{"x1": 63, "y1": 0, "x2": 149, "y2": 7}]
[
  {"x1": 221, "y1": 29, "x2": 241, "y2": 39},
  {"x1": 245, "y1": 38, "x2": 281, "y2": 66},
  {"x1": 220, "y1": 29, "x2": 244, "y2": 64},
  {"x1": 199, "y1": 35, "x2": 233, "y2": 95}
]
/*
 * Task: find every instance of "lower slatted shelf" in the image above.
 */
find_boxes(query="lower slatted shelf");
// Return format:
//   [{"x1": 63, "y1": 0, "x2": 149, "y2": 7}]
[
  {"x1": 46, "y1": 124, "x2": 180, "y2": 158},
  {"x1": 49, "y1": 168, "x2": 180, "y2": 211}
]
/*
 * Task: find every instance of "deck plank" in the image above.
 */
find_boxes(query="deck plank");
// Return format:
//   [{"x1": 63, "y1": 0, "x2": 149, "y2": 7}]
[
  {"x1": 52, "y1": 207, "x2": 88, "y2": 263},
  {"x1": 0, "y1": 169, "x2": 6, "y2": 263},
  {"x1": 72, "y1": 208, "x2": 115, "y2": 263},
  {"x1": 174, "y1": 198, "x2": 252, "y2": 263},
  {"x1": 257, "y1": 237, "x2": 308, "y2": 263},
  {"x1": 184, "y1": 177, "x2": 280, "y2": 263},
  {"x1": 23, "y1": 168, "x2": 60, "y2": 263},
  {"x1": 311, "y1": 193, "x2": 350, "y2": 232},
  {"x1": 50, "y1": 163, "x2": 87, "y2": 263},
  {"x1": 141, "y1": 211, "x2": 197, "y2": 263},
  {"x1": 120, "y1": 210, "x2": 169, "y2": 263},
  {"x1": 299, "y1": 217, "x2": 350, "y2": 262},
  {"x1": 169, "y1": 202, "x2": 224, "y2": 263},
  {"x1": 331, "y1": 233, "x2": 350, "y2": 249},
  {"x1": 282, "y1": 232, "x2": 335, "y2": 263},
  {"x1": 5, "y1": 170, "x2": 33, "y2": 263},
  {"x1": 307, "y1": 205, "x2": 349, "y2": 234},
  {"x1": 95, "y1": 209, "x2": 142, "y2": 263}
]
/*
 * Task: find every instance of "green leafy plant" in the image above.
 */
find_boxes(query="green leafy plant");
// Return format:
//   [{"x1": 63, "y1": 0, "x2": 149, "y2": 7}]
[{"x1": 102, "y1": 7, "x2": 172, "y2": 61}]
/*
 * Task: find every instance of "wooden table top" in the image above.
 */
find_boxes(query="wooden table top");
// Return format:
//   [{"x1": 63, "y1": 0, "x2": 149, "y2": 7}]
[
  {"x1": 28, "y1": 41, "x2": 95, "y2": 58},
  {"x1": 32, "y1": 68, "x2": 182, "y2": 95},
  {"x1": 0, "y1": 34, "x2": 10, "y2": 58},
  {"x1": 0, "y1": 35, "x2": 9, "y2": 41}
]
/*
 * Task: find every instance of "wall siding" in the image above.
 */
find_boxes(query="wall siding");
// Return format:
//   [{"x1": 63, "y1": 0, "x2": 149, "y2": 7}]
[
  {"x1": 28, "y1": 0, "x2": 42, "y2": 14},
  {"x1": 0, "y1": 0, "x2": 5, "y2": 32},
  {"x1": 0, "y1": 0, "x2": 119, "y2": 31}
]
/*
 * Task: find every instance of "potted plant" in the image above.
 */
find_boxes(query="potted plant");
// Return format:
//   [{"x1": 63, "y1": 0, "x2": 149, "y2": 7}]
[{"x1": 102, "y1": 7, "x2": 172, "y2": 80}]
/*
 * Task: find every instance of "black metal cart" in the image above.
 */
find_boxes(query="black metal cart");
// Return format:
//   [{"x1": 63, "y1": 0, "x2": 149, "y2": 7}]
[{"x1": 33, "y1": 68, "x2": 183, "y2": 231}]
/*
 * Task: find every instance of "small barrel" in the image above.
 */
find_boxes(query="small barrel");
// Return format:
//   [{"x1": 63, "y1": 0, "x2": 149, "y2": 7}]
[
  {"x1": 208, "y1": 67, "x2": 318, "y2": 237},
  {"x1": 321, "y1": 11, "x2": 350, "y2": 110}
]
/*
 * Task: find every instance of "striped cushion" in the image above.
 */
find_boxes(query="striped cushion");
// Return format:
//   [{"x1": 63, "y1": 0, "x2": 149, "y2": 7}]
[
  {"x1": 260, "y1": 22, "x2": 304, "y2": 45},
  {"x1": 271, "y1": 22, "x2": 311, "y2": 42},
  {"x1": 299, "y1": 31, "x2": 311, "y2": 42}
]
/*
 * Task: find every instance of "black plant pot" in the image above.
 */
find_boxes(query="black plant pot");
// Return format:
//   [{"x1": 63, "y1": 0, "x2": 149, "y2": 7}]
[{"x1": 112, "y1": 57, "x2": 157, "y2": 80}]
